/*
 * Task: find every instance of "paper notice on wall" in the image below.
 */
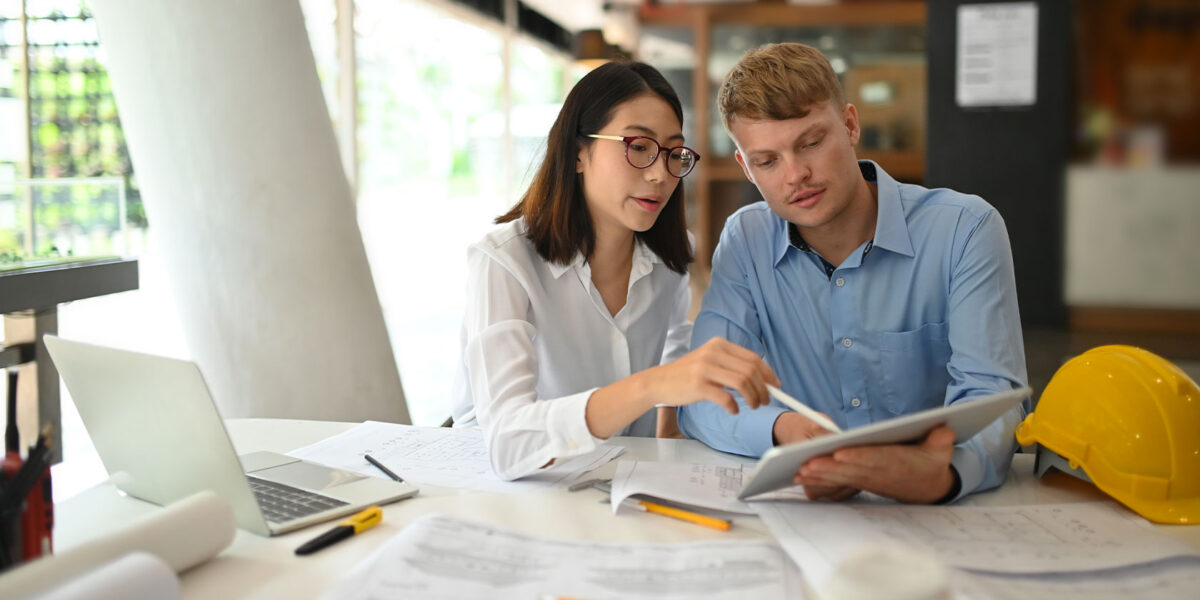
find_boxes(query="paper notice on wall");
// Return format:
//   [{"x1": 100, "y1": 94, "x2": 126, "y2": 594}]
[{"x1": 956, "y1": 3, "x2": 1038, "y2": 107}]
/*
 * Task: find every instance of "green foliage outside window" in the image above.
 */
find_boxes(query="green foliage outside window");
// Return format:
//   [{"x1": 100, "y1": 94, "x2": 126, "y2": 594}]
[{"x1": 2, "y1": 1, "x2": 144, "y2": 248}]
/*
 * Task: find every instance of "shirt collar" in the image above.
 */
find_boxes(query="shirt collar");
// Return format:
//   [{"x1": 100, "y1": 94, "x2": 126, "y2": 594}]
[
  {"x1": 865, "y1": 160, "x2": 914, "y2": 258},
  {"x1": 546, "y1": 237, "x2": 661, "y2": 280},
  {"x1": 630, "y1": 236, "x2": 662, "y2": 282},
  {"x1": 772, "y1": 216, "x2": 792, "y2": 266},
  {"x1": 772, "y1": 159, "x2": 913, "y2": 265},
  {"x1": 547, "y1": 252, "x2": 586, "y2": 279}
]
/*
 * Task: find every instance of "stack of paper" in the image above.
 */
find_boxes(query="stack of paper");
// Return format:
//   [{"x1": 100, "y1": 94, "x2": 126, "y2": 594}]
[
  {"x1": 608, "y1": 460, "x2": 813, "y2": 516},
  {"x1": 955, "y1": 557, "x2": 1200, "y2": 600},
  {"x1": 287, "y1": 421, "x2": 623, "y2": 493},
  {"x1": 318, "y1": 514, "x2": 804, "y2": 600},
  {"x1": 755, "y1": 500, "x2": 1200, "y2": 599}
]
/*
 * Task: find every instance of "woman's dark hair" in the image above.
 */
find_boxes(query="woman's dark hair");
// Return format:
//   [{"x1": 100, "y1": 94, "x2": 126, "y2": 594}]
[{"x1": 496, "y1": 61, "x2": 693, "y2": 274}]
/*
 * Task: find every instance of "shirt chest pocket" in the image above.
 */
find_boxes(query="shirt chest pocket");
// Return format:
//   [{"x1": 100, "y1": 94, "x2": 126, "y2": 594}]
[{"x1": 876, "y1": 322, "x2": 952, "y2": 415}]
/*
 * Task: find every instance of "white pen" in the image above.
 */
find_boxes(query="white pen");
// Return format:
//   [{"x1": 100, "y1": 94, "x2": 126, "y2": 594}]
[{"x1": 766, "y1": 384, "x2": 842, "y2": 433}]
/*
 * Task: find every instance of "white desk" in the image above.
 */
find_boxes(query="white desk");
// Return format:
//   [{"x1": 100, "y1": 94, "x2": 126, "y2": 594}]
[{"x1": 51, "y1": 419, "x2": 1200, "y2": 599}]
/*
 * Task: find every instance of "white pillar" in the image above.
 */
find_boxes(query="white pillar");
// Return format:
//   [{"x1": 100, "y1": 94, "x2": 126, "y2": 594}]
[
  {"x1": 336, "y1": 0, "x2": 358, "y2": 197},
  {"x1": 90, "y1": 0, "x2": 409, "y2": 423}
]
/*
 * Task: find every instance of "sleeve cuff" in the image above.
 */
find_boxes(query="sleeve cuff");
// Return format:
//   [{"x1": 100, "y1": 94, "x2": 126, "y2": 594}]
[
  {"x1": 948, "y1": 445, "x2": 985, "y2": 502},
  {"x1": 486, "y1": 388, "x2": 604, "y2": 481},
  {"x1": 934, "y1": 465, "x2": 962, "y2": 505},
  {"x1": 743, "y1": 405, "x2": 789, "y2": 457},
  {"x1": 546, "y1": 387, "x2": 604, "y2": 454}
]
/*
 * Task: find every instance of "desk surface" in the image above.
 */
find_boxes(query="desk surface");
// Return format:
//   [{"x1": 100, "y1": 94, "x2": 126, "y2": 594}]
[{"x1": 53, "y1": 419, "x2": 1200, "y2": 599}]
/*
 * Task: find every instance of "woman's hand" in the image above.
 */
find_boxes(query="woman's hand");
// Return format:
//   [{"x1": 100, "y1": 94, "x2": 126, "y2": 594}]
[
  {"x1": 585, "y1": 337, "x2": 779, "y2": 440},
  {"x1": 645, "y1": 338, "x2": 781, "y2": 414},
  {"x1": 655, "y1": 406, "x2": 684, "y2": 439}
]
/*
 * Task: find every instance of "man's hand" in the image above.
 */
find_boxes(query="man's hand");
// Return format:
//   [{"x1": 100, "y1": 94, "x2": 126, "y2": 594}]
[
  {"x1": 793, "y1": 426, "x2": 957, "y2": 504},
  {"x1": 773, "y1": 412, "x2": 862, "y2": 501},
  {"x1": 772, "y1": 411, "x2": 836, "y2": 445}
]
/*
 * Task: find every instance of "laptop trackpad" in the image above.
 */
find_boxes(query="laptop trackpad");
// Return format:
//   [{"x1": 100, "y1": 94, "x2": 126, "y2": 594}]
[{"x1": 251, "y1": 460, "x2": 364, "y2": 492}]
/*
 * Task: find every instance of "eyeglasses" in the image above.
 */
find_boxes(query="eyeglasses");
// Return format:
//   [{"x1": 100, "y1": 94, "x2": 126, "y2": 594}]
[{"x1": 586, "y1": 134, "x2": 701, "y2": 178}]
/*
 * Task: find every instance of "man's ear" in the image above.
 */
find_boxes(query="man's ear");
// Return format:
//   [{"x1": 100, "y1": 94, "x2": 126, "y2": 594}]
[
  {"x1": 734, "y1": 149, "x2": 756, "y2": 184},
  {"x1": 842, "y1": 103, "x2": 861, "y2": 146}
]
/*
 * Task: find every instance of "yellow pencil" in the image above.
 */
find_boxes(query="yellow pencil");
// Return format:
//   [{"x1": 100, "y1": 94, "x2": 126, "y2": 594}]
[{"x1": 629, "y1": 499, "x2": 731, "y2": 531}]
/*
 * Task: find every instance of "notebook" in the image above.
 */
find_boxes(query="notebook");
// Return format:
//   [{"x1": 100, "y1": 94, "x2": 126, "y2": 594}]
[{"x1": 43, "y1": 335, "x2": 418, "y2": 536}]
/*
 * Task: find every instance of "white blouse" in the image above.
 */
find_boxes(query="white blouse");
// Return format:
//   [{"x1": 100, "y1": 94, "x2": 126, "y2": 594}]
[{"x1": 450, "y1": 219, "x2": 692, "y2": 480}]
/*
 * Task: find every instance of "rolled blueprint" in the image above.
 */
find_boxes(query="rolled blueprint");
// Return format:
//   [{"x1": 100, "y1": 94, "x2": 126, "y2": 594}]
[
  {"x1": 0, "y1": 491, "x2": 233, "y2": 599},
  {"x1": 33, "y1": 552, "x2": 180, "y2": 600}
]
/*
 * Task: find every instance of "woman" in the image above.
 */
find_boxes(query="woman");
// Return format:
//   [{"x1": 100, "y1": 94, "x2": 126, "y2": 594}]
[{"x1": 450, "y1": 61, "x2": 779, "y2": 480}]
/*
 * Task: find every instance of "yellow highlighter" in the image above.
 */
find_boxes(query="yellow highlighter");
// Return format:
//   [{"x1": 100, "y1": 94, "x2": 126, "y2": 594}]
[
  {"x1": 294, "y1": 506, "x2": 382, "y2": 556},
  {"x1": 626, "y1": 498, "x2": 731, "y2": 531}
]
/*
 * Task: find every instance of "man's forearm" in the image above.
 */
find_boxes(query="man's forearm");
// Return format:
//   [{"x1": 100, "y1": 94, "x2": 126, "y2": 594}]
[{"x1": 679, "y1": 399, "x2": 784, "y2": 457}]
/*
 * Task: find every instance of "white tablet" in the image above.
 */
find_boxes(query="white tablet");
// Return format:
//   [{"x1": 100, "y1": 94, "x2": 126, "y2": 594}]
[{"x1": 738, "y1": 386, "x2": 1031, "y2": 500}]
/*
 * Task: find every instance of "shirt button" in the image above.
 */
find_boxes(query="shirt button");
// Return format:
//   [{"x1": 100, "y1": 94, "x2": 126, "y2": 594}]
[
  {"x1": 842, "y1": 338, "x2": 852, "y2": 348},
  {"x1": 851, "y1": 397, "x2": 861, "y2": 408},
  {"x1": 835, "y1": 277, "x2": 845, "y2": 287}
]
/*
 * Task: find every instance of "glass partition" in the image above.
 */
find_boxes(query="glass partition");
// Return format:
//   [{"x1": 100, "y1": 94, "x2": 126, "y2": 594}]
[{"x1": 0, "y1": 176, "x2": 130, "y2": 271}]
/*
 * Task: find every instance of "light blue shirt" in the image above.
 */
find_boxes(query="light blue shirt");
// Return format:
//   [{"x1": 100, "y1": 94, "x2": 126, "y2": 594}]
[{"x1": 679, "y1": 161, "x2": 1029, "y2": 501}]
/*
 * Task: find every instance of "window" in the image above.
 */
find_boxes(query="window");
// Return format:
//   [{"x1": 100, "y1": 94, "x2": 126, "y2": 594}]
[
  {"x1": 353, "y1": 0, "x2": 569, "y2": 425},
  {"x1": 2, "y1": 0, "x2": 572, "y2": 448}
]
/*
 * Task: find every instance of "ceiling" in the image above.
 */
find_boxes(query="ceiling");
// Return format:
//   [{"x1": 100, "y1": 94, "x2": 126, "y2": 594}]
[{"x1": 519, "y1": 0, "x2": 609, "y2": 32}]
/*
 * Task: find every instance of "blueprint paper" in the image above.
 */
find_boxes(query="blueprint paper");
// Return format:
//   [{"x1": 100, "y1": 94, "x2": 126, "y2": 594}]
[
  {"x1": 287, "y1": 421, "x2": 622, "y2": 493},
  {"x1": 756, "y1": 500, "x2": 1200, "y2": 581},
  {"x1": 318, "y1": 514, "x2": 804, "y2": 600},
  {"x1": 610, "y1": 460, "x2": 808, "y2": 516},
  {"x1": 954, "y1": 556, "x2": 1200, "y2": 600}
]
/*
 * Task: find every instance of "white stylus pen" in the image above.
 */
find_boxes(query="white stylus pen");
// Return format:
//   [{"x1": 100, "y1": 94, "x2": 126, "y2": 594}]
[{"x1": 766, "y1": 384, "x2": 842, "y2": 433}]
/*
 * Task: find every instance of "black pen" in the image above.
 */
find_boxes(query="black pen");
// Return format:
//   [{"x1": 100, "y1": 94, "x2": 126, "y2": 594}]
[
  {"x1": 364, "y1": 454, "x2": 404, "y2": 483},
  {"x1": 294, "y1": 506, "x2": 381, "y2": 556}
]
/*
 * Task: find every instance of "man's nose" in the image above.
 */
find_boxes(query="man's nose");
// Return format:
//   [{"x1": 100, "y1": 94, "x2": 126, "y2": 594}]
[{"x1": 786, "y1": 157, "x2": 811, "y2": 186}]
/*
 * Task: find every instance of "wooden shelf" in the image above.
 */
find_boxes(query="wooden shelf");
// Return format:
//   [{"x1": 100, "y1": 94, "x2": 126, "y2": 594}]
[
  {"x1": 858, "y1": 150, "x2": 925, "y2": 182},
  {"x1": 1069, "y1": 306, "x2": 1200, "y2": 336},
  {"x1": 640, "y1": 1, "x2": 929, "y2": 268},
  {"x1": 640, "y1": 1, "x2": 926, "y2": 27},
  {"x1": 703, "y1": 157, "x2": 746, "y2": 182},
  {"x1": 701, "y1": 151, "x2": 924, "y2": 183}
]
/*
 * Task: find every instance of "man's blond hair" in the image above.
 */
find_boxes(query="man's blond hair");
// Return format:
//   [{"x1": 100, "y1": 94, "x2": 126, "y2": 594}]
[{"x1": 718, "y1": 42, "x2": 845, "y2": 130}]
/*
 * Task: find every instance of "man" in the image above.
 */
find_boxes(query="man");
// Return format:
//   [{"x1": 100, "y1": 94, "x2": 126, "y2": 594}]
[{"x1": 679, "y1": 43, "x2": 1029, "y2": 504}]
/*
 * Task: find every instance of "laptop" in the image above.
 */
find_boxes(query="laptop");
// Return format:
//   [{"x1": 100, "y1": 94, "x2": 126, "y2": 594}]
[{"x1": 43, "y1": 335, "x2": 419, "y2": 536}]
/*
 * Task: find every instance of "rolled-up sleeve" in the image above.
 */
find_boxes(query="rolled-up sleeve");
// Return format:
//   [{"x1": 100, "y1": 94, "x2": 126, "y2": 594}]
[
  {"x1": 678, "y1": 222, "x2": 785, "y2": 457},
  {"x1": 944, "y1": 209, "x2": 1030, "y2": 499},
  {"x1": 462, "y1": 248, "x2": 602, "y2": 480}
]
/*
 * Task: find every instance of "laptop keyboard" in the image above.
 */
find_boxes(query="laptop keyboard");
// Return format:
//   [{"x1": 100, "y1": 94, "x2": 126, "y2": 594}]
[{"x1": 247, "y1": 476, "x2": 349, "y2": 524}]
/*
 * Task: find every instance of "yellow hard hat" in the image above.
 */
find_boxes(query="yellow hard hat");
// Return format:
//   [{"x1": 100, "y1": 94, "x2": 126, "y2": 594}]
[{"x1": 1015, "y1": 345, "x2": 1200, "y2": 524}]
